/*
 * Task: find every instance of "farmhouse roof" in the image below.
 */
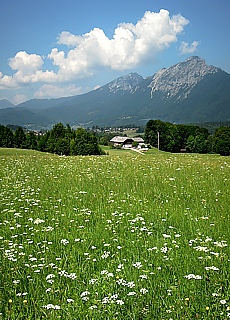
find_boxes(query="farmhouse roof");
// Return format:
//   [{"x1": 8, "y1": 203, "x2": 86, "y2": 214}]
[
  {"x1": 110, "y1": 136, "x2": 144, "y2": 143},
  {"x1": 133, "y1": 137, "x2": 144, "y2": 143},
  {"x1": 110, "y1": 136, "x2": 130, "y2": 143}
]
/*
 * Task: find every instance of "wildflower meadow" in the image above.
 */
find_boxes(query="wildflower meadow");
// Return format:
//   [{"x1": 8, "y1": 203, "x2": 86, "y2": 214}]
[{"x1": 0, "y1": 148, "x2": 229, "y2": 319}]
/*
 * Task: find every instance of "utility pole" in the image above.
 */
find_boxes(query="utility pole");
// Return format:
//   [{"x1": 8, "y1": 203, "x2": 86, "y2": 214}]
[{"x1": 157, "y1": 131, "x2": 160, "y2": 151}]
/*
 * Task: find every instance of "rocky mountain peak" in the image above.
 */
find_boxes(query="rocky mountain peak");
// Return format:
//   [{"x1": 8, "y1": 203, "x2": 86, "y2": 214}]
[
  {"x1": 108, "y1": 72, "x2": 143, "y2": 94},
  {"x1": 1, "y1": 56, "x2": 229, "y2": 128},
  {"x1": 149, "y1": 56, "x2": 220, "y2": 100}
]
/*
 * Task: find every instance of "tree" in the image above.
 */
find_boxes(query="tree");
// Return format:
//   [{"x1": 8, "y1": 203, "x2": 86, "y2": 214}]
[
  {"x1": 70, "y1": 128, "x2": 104, "y2": 156},
  {"x1": 37, "y1": 124, "x2": 104, "y2": 156},
  {"x1": 14, "y1": 127, "x2": 26, "y2": 148},
  {"x1": 46, "y1": 123, "x2": 71, "y2": 155},
  {"x1": 145, "y1": 120, "x2": 212, "y2": 153},
  {"x1": 144, "y1": 120, "x2": 175, "y2": 152},
  {"x1": 174, "y1": 124, "x2": 196, "y2": 152},
  {"x1": 0, "y1": 125, "x2": 14, "y2": 147},
  {"x1": 213, "y1": 127, "x2": 230, "y2": 156},
  {"x1": 186, "y1": 134, "x2": 208, "y2": 153},
  {"x1": 0, "y1": 123, "x2": 105, "y2": 156},
  {"x1": 186, "y1": 135, "x2": 196, "y2": 153},
  {"x1": 37, "y1": 131, "x2": 50, "y2": 152},
  {"x1": 99, "y1": 136, "x2": 109, "y2": 146},
  {"x1": 25, "y1": 131, "x2": 37, "y2": 150}
]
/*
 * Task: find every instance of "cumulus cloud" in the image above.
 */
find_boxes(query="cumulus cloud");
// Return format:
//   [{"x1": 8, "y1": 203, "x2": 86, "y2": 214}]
[
  {"x1": 55, "y1": 10, "x2": 189, "y2": 73},
  {"x1": 0, "y1": 9, "x2": 190, "y2": 90},
  {"x1": 0, "y1": 75, "x2": 17, "y2": 89},
  {"x1": 9, "y1": 51, "x2": 44, "y2": 74},
  {"x1": 179, "y1": 41, "x2": 199, "y2": 54},
  {"x1": 12, "y1": 94, "x2": 28, "y2": 105},
  {"x1": 0, "y1": 51, "x2": 58, "y2": 89},
  {"x1": 34, "y1": 84, "x2": 82, "y2": 98}
]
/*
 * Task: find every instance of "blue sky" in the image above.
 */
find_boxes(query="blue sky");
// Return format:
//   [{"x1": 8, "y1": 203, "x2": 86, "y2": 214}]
[{"x1": 0, "y1": 0, "x2": 229, "y2": 105}]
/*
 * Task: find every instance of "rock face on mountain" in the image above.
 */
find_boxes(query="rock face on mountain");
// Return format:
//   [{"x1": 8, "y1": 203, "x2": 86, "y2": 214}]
[
  {"x1": 108, "y1": 73, "x2": 144, "y2": 94},
  {"x1": 149, "y1": 56, "x2": 220, "y2": 100},
  {"x1": 0, "y1": 56, "x2": 229, "y2": 128}
]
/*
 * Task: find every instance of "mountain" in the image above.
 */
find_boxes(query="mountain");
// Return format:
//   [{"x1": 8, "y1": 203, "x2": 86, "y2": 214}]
[
  {"x1": 0, "y1": 56, "x2": 229, "y2": 128},
  {"x1": 0, "y1": 107, "x2": 51, "y2": 127},
  {"x1": 0, "y1": 99, "x2": 15, "y2": 109}
]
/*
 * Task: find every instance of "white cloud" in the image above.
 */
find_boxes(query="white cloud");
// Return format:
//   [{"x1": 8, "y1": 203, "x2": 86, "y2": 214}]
[
  {"x1": 34, "y1": 84, "x2": 82, "y2": 98},
  {"x1": 179, "y1": 41, "x2": 199, "y2": 54},
  {"x1": 0, "y1": 74, "x2": 18, "y2": 89},
  {"x1": 9, "y1": 51, "x2": 44, "y2": 74},
  {"x1": 0, "y1": 51, "x2": 44, "y2": 88},
  {"x1": 9, "y1": 51, "x2": 59, "y2": 83},
  {"x1": 12, "y1": 94, "x2": 28, "y2": 105},
  {"x1": 0, "y1": 52, "x2": 59, "y2": 88},
  {"x1": 0, "y1": 10, "x2": 189, "y2": 90},
  {"x1": 55, "y1": 10, "x2": 189, "y2": 73}
]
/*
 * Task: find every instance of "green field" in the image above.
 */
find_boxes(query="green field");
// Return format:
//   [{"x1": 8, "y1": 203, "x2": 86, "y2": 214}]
[{"x1": 0, "y1": 148, "x2": 229, "y2": 319}]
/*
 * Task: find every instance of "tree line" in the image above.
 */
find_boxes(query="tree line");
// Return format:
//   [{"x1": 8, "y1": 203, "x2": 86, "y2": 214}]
[
  {"x1": 0, "y1": 123, "x2": 105, "y2": 156},
  {"x1": 144, "y1": 120, "x2": 230, "y2": 156},
  {"x1": 1, "y1": 121, "x2": 229, "y2": 156}
]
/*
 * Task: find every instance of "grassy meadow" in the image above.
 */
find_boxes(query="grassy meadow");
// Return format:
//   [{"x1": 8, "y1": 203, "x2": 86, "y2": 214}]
[{"x1": 0, "y1": 148, "x2": 229, "y2": 319}]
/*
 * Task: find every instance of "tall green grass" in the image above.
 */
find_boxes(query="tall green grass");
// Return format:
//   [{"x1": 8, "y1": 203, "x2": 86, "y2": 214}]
[{"x1": 0, "y1": 148, "x2": 229, "y2": 319}]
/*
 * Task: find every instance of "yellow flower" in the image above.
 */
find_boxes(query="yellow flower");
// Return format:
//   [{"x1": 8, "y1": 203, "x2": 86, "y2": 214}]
[
  {"x1": 206, "y1": 306, "x2": 209, "y2": 310},
  {"x1": 9, "y1": 299, "x2": 12, "y2": 303},
  {"x1": 185, "y1": 297, "x2": 190, "y2": 301},
  {"x1": 23, "y1": 300, "x2": 28, "y2": 304}
]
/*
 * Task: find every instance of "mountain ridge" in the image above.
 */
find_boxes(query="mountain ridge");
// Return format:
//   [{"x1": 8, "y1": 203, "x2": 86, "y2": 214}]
[
  {"x1": 148, "y1": 56, "x2": 221, "y2": 100},
  {"x1": 0, "y1": 56, "x2": 229, "y2": 128},
  {"x1": 0, "y1": 99, "x2": 15, "y2": 109}
]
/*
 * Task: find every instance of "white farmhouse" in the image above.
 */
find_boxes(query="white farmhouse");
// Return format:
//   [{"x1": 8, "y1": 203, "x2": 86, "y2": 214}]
[{"x1": 110, "y1": 136, "x2": 147, "y2": 150}]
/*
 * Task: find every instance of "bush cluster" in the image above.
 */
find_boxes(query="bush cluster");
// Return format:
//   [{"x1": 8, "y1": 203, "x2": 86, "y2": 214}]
[
  {"x1": 0, "y1": 123, "x2": 105, "y2": 156},
  {"x1": 144, "y1": 120, "x2": 230, "y2": 155}
]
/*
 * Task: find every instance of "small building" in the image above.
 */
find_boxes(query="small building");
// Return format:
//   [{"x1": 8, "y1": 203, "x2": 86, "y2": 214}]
[{"x1": 110, "y1": 136, "x2": 145, "y2": 149}]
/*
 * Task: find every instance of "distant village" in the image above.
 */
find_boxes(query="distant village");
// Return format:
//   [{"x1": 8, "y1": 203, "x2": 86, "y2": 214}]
[{"x1": 8, "y1": 124, "x2": 144, "y2": 135}]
